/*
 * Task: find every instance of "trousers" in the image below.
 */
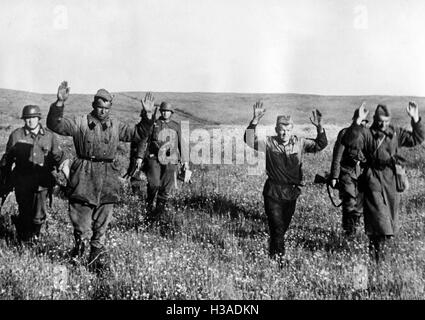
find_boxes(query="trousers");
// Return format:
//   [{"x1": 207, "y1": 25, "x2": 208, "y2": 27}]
[
  {"x1": 145, "y1": 158, "x2": 177, "y2": 207},
  {"x1": 264, "y1": 196, "x2": 297, "y2": 257},
  {"x1": 69, "y1": 200, "x2": 114, "y2": 248},
  {"x1": 14, "y1": 188, "x2": 48, "y2": 241}
]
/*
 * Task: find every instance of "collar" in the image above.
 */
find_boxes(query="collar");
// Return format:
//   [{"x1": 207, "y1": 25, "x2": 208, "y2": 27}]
[
  {"x1": 24, "y1": 124, "x2": 45, "y2": 136},
  {"x1": 275, "y1": 135, "x2": 296, "y2": 147},
  {"x1": 88, "y1": 112, "x2": 111, "y2": 130},
  {"x1": 370, "y1": 125, "x2": 394, "y2": 139}
]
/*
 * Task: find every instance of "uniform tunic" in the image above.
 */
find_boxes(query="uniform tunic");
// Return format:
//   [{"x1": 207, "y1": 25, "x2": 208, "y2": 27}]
[
  {"x1": 244, "y1": 121, "x2": 328, "y2": 200},
  {"x1": 47, "y1": 103, "x2": 148, "y2": 206},
  {"x1": 342, "y1": 119, "x2": 425, "y2": 236},
  {"x1": 0, "y1": 125, "x2": 64, "y2": 239},
  {"x1": 330, "y1": 125, "x2": 364, "y2": 233}
]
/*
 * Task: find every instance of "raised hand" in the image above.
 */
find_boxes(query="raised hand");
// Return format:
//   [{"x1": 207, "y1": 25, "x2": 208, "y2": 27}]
[
  {"x1": 355, "y1": 102, "x2": 369, "y2": 124},
  {"x1": 57, "y1": 81, "x2": 70, "y2": 102},
  {"x1": 252, "y1": 101, "x2": 266, "y2": 124},
  {"x1": 141, "y1": 92, "x2": 155, "y2": 113},
  {"x1": 407, "y1": 101, "x2": 419, "y2": 122},
  {"x1": 310, "y1": 109, "x2": 323, "y2": 128}
]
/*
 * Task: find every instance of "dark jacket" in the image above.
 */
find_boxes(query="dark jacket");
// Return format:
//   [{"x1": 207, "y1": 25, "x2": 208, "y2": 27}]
[
  {"x1": 146, "y1": 117, "x2": 188, "y2": 165},
  {"x1": 342, "y1": 118, "x2": 425, "y2": 235},
  {"x1": 0, "y1": 125, "x2": 64, "y2": 193},
  {"x1": 47, "y1": 102, "x2": 150, "y2": 206}
]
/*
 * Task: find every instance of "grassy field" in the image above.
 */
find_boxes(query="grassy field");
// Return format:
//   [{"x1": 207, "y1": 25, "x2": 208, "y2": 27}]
[{"x1": 1, "y1": 88, "x2": 425, "y2": 300}]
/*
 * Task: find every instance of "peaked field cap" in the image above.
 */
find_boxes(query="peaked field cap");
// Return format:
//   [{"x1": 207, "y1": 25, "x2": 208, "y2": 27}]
[
  {"x1": 159, "y1": 101, "x2": 174, "y2": 112},
  {"x1": 374, "y1": 104, "x2": 391, "y2": 118},
  {"x1": 276, "y1": 115, "x2": 293, "y2": 126},
  {"x1": 94, "y1": 89, "x2": 113, "y2": 102}
]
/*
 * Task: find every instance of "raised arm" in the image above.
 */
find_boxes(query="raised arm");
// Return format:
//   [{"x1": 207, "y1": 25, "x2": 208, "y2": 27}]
[
  {"x1": 244, "y1": 101, "x2": 267, "y2": 152},
  {"x1": 302, "y1": 109, "x2": 328, "y2": 153},
  {"x1": 397, "y1": 101, "x2": 425, "y2": 147},
  {"x1": 46, "y1": 81, "x2": 78, "y2": 136}
]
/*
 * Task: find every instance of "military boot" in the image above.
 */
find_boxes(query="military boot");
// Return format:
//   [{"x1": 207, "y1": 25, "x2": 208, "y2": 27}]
[
  {"x1": 12, "y1": 216, "x2": 31, "y2": 244},
  {"x1": 70, "y1": 237, "x2": 86, "y2": 264},
  {"x1": 88, "y1": 246, "x2": 110, "y2": 275}
]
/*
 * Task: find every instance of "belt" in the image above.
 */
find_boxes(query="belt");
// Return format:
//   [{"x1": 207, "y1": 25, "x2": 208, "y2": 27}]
[
  {"x1": 268, "y1": 178, "x2": 303, "y2": 187},
  {"x1": 79, "y1": 156, "x2": 113, "y2": 163}
]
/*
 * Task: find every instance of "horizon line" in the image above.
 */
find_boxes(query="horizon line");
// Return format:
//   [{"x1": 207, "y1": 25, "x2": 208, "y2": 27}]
[{"x1": 0, "y1": 87, "x2": 424, "y2": 99}]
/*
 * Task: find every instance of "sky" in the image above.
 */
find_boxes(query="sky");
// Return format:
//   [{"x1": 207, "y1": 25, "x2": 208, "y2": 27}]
[{"x1": 1, "y1": 0, "x2": 425, "y2": 95}]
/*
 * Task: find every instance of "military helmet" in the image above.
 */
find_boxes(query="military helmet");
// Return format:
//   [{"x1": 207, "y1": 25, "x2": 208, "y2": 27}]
[
  {"x1": 159, "y1": 102, "x2": 174, "y2": 113},
  {"x1": 21, "y1": 105, "x2": 42, "y2": 119}
]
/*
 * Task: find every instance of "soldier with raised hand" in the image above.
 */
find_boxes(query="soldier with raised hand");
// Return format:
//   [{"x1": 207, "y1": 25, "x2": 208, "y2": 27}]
[
  {"x1": 330, "y1": 104, "x2": 368, "y2": 237},
  {"x1": 342, "y1": 102, "x2": 425, "y2": 261},
  {"x1": 47, "y1": 81, "x2": 153, "y2": 273},
  {"x1": 142, "y1": 101, "x2": 188, "y2": 222},
  {"x1": 244, "y1": 101, "x2": 328, "y2": 261},
  {"x1": 126, "y1": 95, "x2": 159, "y2": 194},
  {"x1": 0, "y1": 105, "x2": 65, "y2": 244}
]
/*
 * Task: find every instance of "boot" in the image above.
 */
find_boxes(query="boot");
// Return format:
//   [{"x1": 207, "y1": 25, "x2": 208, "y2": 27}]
[
  {"x1": 88, "y1": 246, "x2": 110, "y2": 275},
  {"x1": 12, "y1": 215, "x2": 31, "y2": 244},
  {"x1": 70, "y1": 236, "x2": 86, "y2": 263}
]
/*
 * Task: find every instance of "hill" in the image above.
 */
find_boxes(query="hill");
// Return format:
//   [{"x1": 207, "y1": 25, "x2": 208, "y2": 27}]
[{"x1": 1, "y1": 88, "x2": 424, "y2": 128}]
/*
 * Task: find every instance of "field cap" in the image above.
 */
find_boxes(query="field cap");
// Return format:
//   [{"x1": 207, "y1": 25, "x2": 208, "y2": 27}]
[
  {"x1": 374, "y1": 104, "x2": 391, "y2": 118},
  {"x1": 276, "y1": 115, "x2": 293, "y2": 126},
  {"x1": 94, "y1": 89, "x2": 114, "y2": 102}
]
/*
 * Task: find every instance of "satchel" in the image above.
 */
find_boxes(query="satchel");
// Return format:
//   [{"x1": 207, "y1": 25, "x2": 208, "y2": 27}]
[{"x1": 395, "y1": 163, "x2": 409, "y2": 192}]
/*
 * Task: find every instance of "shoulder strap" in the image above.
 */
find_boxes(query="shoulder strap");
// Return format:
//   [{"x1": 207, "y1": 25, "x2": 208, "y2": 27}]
[{"x1": 373, "y1": 135, "x2": 385, "y2": 157}]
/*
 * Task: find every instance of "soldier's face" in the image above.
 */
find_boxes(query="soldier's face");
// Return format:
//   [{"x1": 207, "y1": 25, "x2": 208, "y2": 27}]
[
  {"x1": 161, "y1": 110, "x2": 172, "y2": 120},
  {"x1": 24, "y1": 117, "x2": 40, "y2": 130},
  {"x1": 375, "y1": 115, "x2": 391, "y2": 131},
  {"x1": 275, "y1": 124, "x2": 293, "y2": 143},
  {"x1": 93, "y1": 98, "x2": 112, "y2": 120}
]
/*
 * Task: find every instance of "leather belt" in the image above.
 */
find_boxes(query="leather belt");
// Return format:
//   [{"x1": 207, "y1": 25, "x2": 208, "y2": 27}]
[{"x1": 79, "y1": 156, "x2": 113, "y2": 163}]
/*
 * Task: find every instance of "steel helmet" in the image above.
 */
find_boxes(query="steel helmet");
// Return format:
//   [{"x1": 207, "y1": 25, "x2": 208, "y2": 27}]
[
  {"x1": 21, "y1": 105, "x2": 42, "y2": 119},
  {"x1": 159, "y1": 102, "x2": 174, "y2": 113}
]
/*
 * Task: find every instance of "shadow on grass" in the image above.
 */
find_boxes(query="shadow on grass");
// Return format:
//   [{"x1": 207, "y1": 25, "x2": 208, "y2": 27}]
[
  {"x1": 170, "y1": 193, "x2": 265, "y2": 222},
  {"x1": 289, "y1": 225, "x2": 362, "y2": 254}
]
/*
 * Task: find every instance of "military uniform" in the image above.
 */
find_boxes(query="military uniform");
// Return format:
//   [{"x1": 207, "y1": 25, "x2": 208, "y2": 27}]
[
  {"x1": 127, "y1": 116, "x2": 155, "y2": 194},
  {"x1": 46, "y1": 100, "x2": 149, "y2": 260},
  {"x1": 330, "y1": 125, "x2": 364, "y2": 235},
  {"x1": 244, "y1": 118, "x2": 327, "y2": 256},
  {"x1": 144, "y1": 115, "x2": 186, "y2": 218},
  {"x1": 342, "y1": 105, "x2": 425, "y2": 259},
  {"x1": 0, "y1": 112, "x2": 64, "y2": 242}
]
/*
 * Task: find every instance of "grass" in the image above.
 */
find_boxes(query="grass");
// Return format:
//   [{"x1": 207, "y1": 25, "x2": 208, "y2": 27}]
[{"x1": 1, "y1": 89, "x2": 425, "y2": 300}]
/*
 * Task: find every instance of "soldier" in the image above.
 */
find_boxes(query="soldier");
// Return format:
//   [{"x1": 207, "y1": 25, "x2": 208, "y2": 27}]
[
  {"x1": 126, "y1": 102, "x2": 158, "y2": 195},
  {"x1": 144, "y1": 102, "x2": 189, "y2": 221},
  {"x1": 342, "y1": 102, "x2": 425, "y2": 261},
  {"x1": 46, "y1": 81, "x2": 153, "y2": 272},
  {"x1": 0, "y1": 105, "x2": 65, "y2": 244},
  {"x1": 330, "y1": 106, "x2": 368, "y2": 236},
  {"x1": 244, "y1": 101, "x2": 328, "y2": 260},
  {"x1": 143, "y1": 101, "x2": 188, "y2": 221}
]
